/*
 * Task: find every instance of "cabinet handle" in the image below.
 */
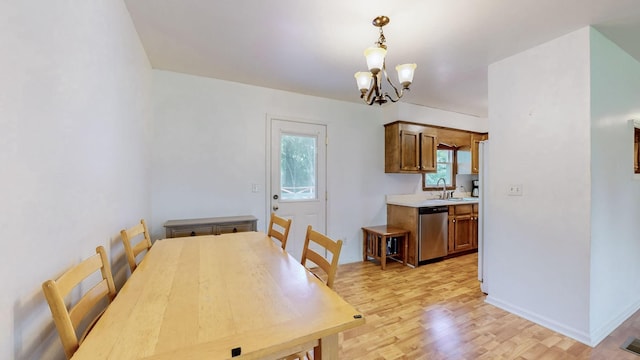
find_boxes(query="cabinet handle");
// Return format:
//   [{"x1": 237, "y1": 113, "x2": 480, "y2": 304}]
[{"x1": 453, "y1": 219, "x2": 456, "y2": 223}]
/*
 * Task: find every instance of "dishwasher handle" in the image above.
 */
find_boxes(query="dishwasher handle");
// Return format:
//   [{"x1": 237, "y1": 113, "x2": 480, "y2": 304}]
[{"x1": 419, "y1": 206, "x2": 448, "y2": 214}]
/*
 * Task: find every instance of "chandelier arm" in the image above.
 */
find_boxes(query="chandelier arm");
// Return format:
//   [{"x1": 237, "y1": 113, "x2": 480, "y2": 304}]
[
  {"x1": 363, "y1": 74, "x2": 379, "y2": 105},
  {"x1": 385, "y1": 92, "x2": 402, "y2": 103},
  {"x1": 383, "y1": 68, "x2": 403, "y2": 101},
  {"x1": 364, "y1": 88, "x2": 376, "y2": 105}
]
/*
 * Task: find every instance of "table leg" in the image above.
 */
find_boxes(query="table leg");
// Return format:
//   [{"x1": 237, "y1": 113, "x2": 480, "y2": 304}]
[
  {"x1": 403, "y1": 233, "x2": 408, "y2": 266},
  {"x1": 362, "y1": 230, "x2": 367, "y2": 262},
  {"x1": 317, "y1": 333, "x2": 338, "y2": 360},
  {"x1": 381, "y1": 235, "x2": 386, "y2": 270}
]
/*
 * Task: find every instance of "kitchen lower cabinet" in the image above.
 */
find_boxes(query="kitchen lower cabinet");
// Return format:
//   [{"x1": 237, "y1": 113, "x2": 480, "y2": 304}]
[
  {"x1": 448, "y1": 204, "x2": 478, "y2": 255},
  {"x1": 472, "y1": 204, "x2": 478, "y2": 248},
  {"x1": 387, "y1": 205, "x2": 419, "y2": 267},
  {"x1": 388, "y1": 203, "x2": 479, "y2": 265}
]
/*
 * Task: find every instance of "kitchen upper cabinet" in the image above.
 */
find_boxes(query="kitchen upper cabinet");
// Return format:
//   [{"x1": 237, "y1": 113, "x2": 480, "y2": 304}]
[
  {"x1": 635, "y1": 126, "x2": 639, "y2": 174},
  {"x1": 385, "y1": 122, "x2": 437, "y2": 173},
  {"x1": 385, "y1": 121, "x2": 488, "y2": 175},
  {"x1": 471, "y1": 133, "x2": 489, "y2": 174}
]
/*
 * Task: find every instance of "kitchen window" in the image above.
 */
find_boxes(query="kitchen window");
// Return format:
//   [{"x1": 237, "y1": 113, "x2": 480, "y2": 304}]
[{"x1": 423, "y1": 145, "x2": 456, "y2": 189}]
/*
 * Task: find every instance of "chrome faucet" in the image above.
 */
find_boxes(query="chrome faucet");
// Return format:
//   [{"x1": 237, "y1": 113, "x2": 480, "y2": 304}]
[{"x1": 436, "y1": 178, "x2": 447, "y2": 199}]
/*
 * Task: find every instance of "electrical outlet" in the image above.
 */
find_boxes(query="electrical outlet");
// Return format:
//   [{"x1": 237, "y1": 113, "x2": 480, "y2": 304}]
[{"x1": 508, "y1": 184, "x2": 523, "y2": 196}]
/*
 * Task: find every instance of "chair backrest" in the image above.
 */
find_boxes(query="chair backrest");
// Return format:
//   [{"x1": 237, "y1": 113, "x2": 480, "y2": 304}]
[
  {"x1": 267, "y1": 212, "x2": 292, "y2": 250},
  {"x1": 300, "y1": 225, "x2": 343, "y2": 289},
  {"x1": 42, "y1": 246, "x2": 117, "y2": 359},
  {"x1": 120, "y1": 219, "x2": 152, "y2": 273}
]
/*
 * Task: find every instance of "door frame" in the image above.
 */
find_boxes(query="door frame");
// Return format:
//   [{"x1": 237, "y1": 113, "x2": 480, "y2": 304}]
[{"x1": 264, "y1": 114, "x2": 328, "y2": 233}]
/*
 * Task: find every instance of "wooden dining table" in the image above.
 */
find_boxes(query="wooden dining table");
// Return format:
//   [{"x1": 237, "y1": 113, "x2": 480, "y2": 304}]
[{"x1": 71, "y1": 231, "x2": 364, "y2": 360}]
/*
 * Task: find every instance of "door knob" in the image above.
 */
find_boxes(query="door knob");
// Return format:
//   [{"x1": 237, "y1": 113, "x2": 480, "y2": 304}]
[{"x1": 273, "y1": 205, "x2": 279, "y2": 211}]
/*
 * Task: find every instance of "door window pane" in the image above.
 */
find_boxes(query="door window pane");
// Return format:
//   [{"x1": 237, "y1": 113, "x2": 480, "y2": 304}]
[{"x1": 280, "y1": 134, "x2": 317, "y2": 200}]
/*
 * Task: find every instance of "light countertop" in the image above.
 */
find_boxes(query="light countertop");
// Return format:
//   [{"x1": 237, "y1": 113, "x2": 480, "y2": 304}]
[{"x1": 386, "y1": 193, "x2": 478, "y2": 208}]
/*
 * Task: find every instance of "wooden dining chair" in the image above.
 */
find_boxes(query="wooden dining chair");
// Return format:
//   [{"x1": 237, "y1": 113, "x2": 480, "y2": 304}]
[
  {"x1": 120, "y1": 219, "x2": 152, "y2": 273},
  {"x1": 300, "y1": 225, "x2": 343, "y2": 289},
  {"x1": 267, "y1": 212, "x2": 292, "y2": 250},
  {"x1": 283, "y1": 226, "x2": 344, "y2": 360},
  {"x1": 42, "y1": 246, "x2": 117, "y2": 359}
]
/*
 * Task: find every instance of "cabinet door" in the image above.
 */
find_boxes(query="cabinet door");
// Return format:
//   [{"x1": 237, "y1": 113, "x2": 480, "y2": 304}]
[
  {"x1": 420, "y1": 133, "x2": 437, "y2": 172},
  {"x1": 635, "y1": 127, "x2": 639, "y2": 174},
  {"x1": 451, "y1": 214, "x2": 473, "y2": 253},
  {"x1": 472, "y1": 204, "x2": 479, "y2": 248},
  {"x1": 399, "y1": 130, "x2": 421, "y2": 171},
  {"x1": 471, "y1": 133, "x2": 488, "y2": 174}
]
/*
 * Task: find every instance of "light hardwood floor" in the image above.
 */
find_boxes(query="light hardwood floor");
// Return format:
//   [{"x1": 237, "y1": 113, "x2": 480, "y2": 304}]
[{"x1": 330, "y1": 253, "x2": 640, "y2": 359}]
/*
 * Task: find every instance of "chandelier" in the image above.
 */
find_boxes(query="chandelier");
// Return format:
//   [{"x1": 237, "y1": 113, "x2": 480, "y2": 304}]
[{"x1": 354, "y1": 16, "x2": 417, "y2": 105}]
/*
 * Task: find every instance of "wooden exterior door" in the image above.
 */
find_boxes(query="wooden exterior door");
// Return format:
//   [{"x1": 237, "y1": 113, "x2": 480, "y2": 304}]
[{"x1": 269, "y1": 117, "x2": 327, "y2": 262}]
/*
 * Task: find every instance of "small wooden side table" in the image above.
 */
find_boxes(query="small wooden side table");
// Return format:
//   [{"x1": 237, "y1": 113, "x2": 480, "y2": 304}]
[{"x1": 362, "y1": 225, "x2": 409, "y2": 270}]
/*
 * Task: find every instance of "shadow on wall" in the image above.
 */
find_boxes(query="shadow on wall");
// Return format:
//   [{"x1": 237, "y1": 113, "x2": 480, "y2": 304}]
[
  {"x1": 13, "y1": 235, "x2": 131, "y2": 359},
  {"x1": 110, "y1": 236, "x2": 130, "y2": 291},
  {"x1": 13, "y1": 289, "x2": 62, "y2": 360}
]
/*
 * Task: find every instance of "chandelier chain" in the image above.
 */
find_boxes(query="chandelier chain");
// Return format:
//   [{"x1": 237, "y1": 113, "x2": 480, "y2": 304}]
[{"x1": 377, "y1": 27, "x2": 387, "y2": 49}]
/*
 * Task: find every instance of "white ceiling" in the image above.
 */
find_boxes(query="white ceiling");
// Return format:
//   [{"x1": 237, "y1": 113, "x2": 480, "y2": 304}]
[{"x1": 124, "y1": 0, "x2": 640, "y2": 117}]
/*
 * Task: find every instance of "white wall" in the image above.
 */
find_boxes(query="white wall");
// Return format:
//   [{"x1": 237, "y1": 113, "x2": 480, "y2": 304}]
[
  {"x1": 486, "y1": 28, "x2": 593, "y2": 343},
  {"x1": 150, "y1": 71, "x2": 488, "y2": 265},
  {"x1": 0, "y1": 1, "x2": 151, "y2": 359},
  {"x1": 589, "y1": 28, "x2": 640, "y2": 343},
  {"x1": 150, "y1": 71, "x2": 406, "y2": 264},
  {"x1": 390, "y1": 102, "x2": 489, "y2": 133}
]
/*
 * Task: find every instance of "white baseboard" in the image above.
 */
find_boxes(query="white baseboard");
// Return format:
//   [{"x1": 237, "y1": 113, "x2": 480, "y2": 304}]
[
  {"x1": 590, "y1": 299, "x2": 640, "y2": 347},
  {"x1": 485, "y1": 295, "x2": 592, "y2": 345}
]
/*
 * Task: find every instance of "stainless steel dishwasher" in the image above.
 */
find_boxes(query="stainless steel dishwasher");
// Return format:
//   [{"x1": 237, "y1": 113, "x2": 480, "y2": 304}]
[{"x1": 418, "y1": 206, "x2": 448, "y2": 263}]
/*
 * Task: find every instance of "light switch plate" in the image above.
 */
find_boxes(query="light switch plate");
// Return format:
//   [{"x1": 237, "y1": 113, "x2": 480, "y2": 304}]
[
  {"x1": 251, "y1": 183, "x2": 260, "y2": 193},
  {"x1": 508, "y1": 184, "x2": 523, "y2": 196}
]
